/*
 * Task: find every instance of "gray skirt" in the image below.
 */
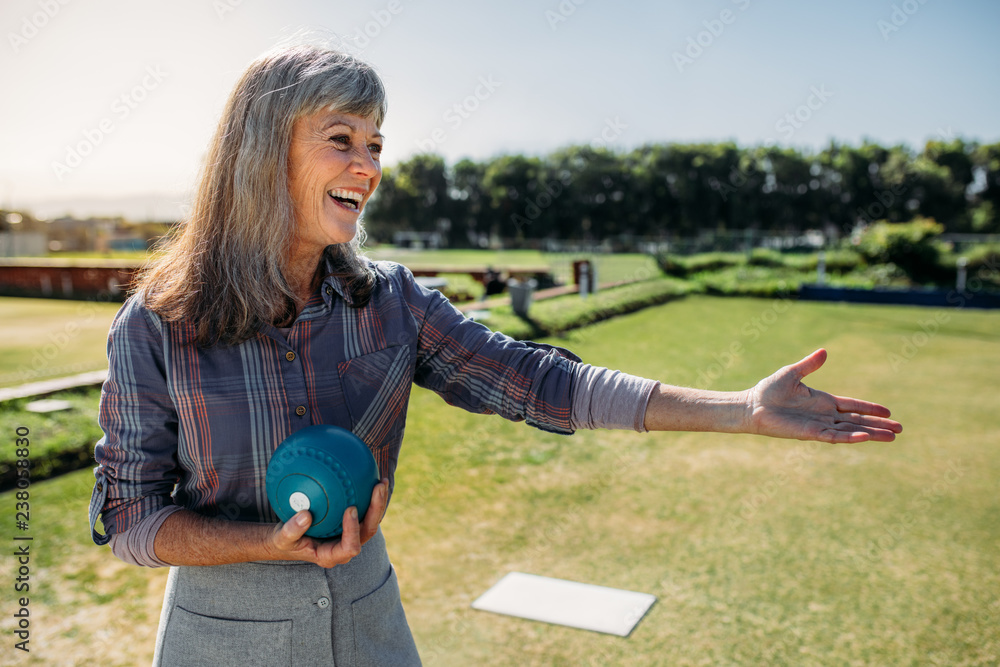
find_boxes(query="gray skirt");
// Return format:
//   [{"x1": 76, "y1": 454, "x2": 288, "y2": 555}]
[{"x1": 152, "y1": 529, "x2": 421, "y2": 666}]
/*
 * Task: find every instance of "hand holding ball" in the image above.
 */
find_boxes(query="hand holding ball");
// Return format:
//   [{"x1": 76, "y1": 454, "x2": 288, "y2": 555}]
[{"x1": 266, "y1": 425, "x2": 381, "y2": 538}]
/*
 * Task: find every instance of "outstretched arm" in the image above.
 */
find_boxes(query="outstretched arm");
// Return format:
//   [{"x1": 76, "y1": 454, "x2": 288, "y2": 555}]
[{"x1": 643, "y1": 349, "x2": 902, "y2": 443}]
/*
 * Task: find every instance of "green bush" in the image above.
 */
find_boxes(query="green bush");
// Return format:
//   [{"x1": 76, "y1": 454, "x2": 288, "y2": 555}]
[
  {"x1": 437, "y1": 273, "x2": 485, "y2": 302},
  {"x1": 655, "y1": 251, "x2": 744, "y2": 277},
  {"x1": 0, "y1": 387, "x2": 103, "y2": 490},
  {"x1": 655, "y1": 253, "x2": 689, "y2": 277},
  {"x1": 856, "y1": 218, "x2": 945, "y2": 284},
  {"x1": 747, "y1": 248, "x2": 786, "y2": 268},
  {"x1": 483, "y1": 277, "x2": 696, "y2": 339},
  {"x1": 964, "y1": 244, "x2": 1000, "y2": 274},
  {"x1": 819, "y1": 249, "x2": 864, "y2": 272},
  {"x1": 691, "y1": 266, "x2": 802, "y2": 298}
]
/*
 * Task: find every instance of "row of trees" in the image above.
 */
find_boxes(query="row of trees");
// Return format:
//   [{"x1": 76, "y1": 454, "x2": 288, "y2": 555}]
[{"x1": 363, "y1": 138, "x2": 1000, "y2": 248}]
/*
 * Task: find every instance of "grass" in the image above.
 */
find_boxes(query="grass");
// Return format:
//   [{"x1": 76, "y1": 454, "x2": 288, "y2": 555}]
[
  {"x1": 0, "y1": 387, "x2": 103, "y2": 489},
  {"x1": 1, "y1": 296, "x2": 997, "y2": 665},
  {"x1": 0, "y1": 469, "x2": 167, "y2": 666},
  {"x1": 0, "y1": 297, "x2": 121, "y2": 388},
  {"x1": 392, "y1": 297, "x2": 1000, "y2": 666}
]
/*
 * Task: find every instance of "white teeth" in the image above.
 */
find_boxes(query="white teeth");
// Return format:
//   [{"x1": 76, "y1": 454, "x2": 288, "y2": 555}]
[{"x1": 328, "y1": 188, "x2": 364, "y2": 207}]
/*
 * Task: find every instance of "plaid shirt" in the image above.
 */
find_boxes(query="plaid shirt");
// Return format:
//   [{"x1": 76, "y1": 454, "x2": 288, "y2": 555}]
[{"x1": 89, "y1": 260, "x2": 580, "y2": 545}]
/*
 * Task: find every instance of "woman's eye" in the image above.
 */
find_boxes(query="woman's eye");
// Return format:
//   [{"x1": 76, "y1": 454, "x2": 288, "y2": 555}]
[
  {"x1": 329, "y1": 134, "x2": 350, "y2": 146},
  {"x1": 369, "y1": 143, "x2": 383, "y2": 156}
]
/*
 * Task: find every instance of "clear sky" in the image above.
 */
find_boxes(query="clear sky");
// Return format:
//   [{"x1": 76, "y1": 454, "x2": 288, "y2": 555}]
[{"x1": 1, "y1": 0, "x2": 997, "y2": 217}]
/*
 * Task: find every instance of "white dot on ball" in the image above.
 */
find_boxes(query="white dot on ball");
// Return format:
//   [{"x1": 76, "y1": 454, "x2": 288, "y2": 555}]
[{"x1": 289, "y1": 492, "x2": 311, "y2": 511}]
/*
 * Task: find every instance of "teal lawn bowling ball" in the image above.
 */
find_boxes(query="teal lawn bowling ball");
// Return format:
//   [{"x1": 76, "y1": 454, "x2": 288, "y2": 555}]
[{"x1": 266, "y1": 425, "x2": 380, "y2": 538}]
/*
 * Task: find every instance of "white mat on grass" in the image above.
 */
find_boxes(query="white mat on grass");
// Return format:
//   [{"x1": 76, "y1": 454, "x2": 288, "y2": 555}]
[{"x1": 471, "y1": 572, "x2": 656, "y2": 637}]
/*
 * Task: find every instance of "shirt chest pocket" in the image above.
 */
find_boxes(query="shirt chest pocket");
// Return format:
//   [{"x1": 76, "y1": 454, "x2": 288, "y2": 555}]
[{"x1": 337, "y1": 346, "x2": 412, "y2": 449}]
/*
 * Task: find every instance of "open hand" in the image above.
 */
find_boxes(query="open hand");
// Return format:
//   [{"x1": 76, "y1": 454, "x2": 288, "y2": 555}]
[
  {"x1": 746, "y1": 349, "x2": 902, "y2": 443},
  {"x1": 268, "y1": 477, "x2": 390, "y2": 568}
]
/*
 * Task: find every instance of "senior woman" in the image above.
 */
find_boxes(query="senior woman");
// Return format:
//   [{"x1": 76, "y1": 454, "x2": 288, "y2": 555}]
[{"x1": 89, "y1": 45, "x2": 901, "y2": 665}]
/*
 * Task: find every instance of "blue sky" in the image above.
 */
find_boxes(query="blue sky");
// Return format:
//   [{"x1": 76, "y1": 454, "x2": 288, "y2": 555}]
[{"x1": 1, "y1": 0, "x2": 997, "y2": 216}]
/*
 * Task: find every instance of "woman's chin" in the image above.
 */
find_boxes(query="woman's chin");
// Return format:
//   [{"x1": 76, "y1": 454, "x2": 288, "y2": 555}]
[{"x1": 322, "y1": 218, "x2": 359, "y2": 246}]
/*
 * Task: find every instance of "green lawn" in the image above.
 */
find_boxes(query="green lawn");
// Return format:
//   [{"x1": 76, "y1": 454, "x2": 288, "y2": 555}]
[
  {"x1": 1, "y1": 297, "x2": 997, "y2": 665},
  {"x1": 0, "y1": 298, "x2": 122, "y2": 388}
]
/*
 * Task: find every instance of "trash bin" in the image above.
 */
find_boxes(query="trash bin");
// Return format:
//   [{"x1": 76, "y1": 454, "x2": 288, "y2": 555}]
[{"x1": 507, "y1": 278, "x2": 537, "y2": 317}]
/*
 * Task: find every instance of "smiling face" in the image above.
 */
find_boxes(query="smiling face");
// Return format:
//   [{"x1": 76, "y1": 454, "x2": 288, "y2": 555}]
[{"x1": 286, "y1": 110, "x2": 383, "y2": 270}]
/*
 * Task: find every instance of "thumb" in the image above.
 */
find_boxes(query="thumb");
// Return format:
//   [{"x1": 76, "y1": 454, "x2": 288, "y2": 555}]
[
  {"x1": 788, "y1": 348, "x2": 827, "y2": 380},
  {"x1": 277, "y1": 510, "x2": 312, "y2": 547}
]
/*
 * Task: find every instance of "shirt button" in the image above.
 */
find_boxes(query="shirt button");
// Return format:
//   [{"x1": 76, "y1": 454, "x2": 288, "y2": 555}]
[
  {"x1": 285, "y1": 351, "x2": 296, "y2": 362},
  {"x1": 96, "y1": 482, "x2": 103, "y2": 492},
  {"x1": 325, "y1": 286, "x2": 333, "y2": 296},
  {"x1": 317, "y1": 597, "x2": 330, "y2": 609},
  {"x1": 295, "y1": 405, "x2": 307, "y2": 417}
]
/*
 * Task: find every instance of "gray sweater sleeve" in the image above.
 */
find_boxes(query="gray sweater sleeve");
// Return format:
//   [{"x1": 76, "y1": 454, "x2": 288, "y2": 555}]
[
  {"x1": 570, "y1": 364, "x2": 659, "y2": 432},
  {"x1": 108, "y1": 504, "x2": 185, "y2": 567}
]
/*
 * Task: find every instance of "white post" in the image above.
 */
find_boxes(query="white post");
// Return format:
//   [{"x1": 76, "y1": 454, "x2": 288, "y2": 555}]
[
  {"x1": 579, "y1": 262, "x2": 589, "y2": 299},
  {"x1": 956, "y1": 257, "x2": 968, "y2": 293}
]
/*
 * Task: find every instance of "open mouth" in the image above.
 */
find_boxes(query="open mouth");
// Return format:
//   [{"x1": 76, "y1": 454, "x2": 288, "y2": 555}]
[{"x1": 328, "y1": 188, "x2": 364, "y2": 212}]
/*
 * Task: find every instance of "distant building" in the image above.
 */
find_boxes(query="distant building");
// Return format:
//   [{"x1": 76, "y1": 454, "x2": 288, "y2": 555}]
[{"x1": 0, "y1": 211, "x2": 46, "y2": 256}]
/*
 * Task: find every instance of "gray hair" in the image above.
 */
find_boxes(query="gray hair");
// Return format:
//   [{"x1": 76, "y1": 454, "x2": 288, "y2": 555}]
[{"x1": 140, "y1": 45, "x2": 385, "y2": 346}]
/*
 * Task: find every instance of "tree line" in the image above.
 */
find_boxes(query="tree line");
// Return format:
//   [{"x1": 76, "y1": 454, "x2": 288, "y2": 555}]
[{"x1": 363, "y1": 138, "x2": 1000, "y2": 249}]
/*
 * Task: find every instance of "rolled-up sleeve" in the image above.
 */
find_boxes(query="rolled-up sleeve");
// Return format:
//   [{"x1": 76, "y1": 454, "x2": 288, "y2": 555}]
[
  {"x1": 401, "y1": 265, "x2": 579, "y2": 435},
  {"x1": 89, "y1": 296, "x2": 179, "y2": 545}
]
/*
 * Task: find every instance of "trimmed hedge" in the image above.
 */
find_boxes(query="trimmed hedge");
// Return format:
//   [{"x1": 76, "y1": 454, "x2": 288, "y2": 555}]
[
  {"x1": 482, "y1": 276, "x2": 696, "y2": 339},
  {"x1": 0, "y1": 387, "x2": 103, "y2": 490}
]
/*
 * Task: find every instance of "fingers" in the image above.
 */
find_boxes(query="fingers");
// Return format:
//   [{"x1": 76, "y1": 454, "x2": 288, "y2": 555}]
[
  {"x1": 360, "y1": 478, "x2": 389, "y2": 544},
  {"x1": 272, "y1": 509, "x2": 363, "y2": 569},
  {"x1": 819, "y1": 414, "x2": 902, "y2": 443},
  {"x1": 309, "y1": 508, "x2": 362, "y2": 568},
  {"x1": 833, "y1": 394, "x2": 896, "y2": 420},
  {"x1": 820, "y1": 425, "x2": 899, "y2": 444},
  {"x1": 333, "y1": 507, "x2": 362, "y2": 559},
  {"x1": 834, "y1": 411, "x2": 902, "y2": 433}
]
